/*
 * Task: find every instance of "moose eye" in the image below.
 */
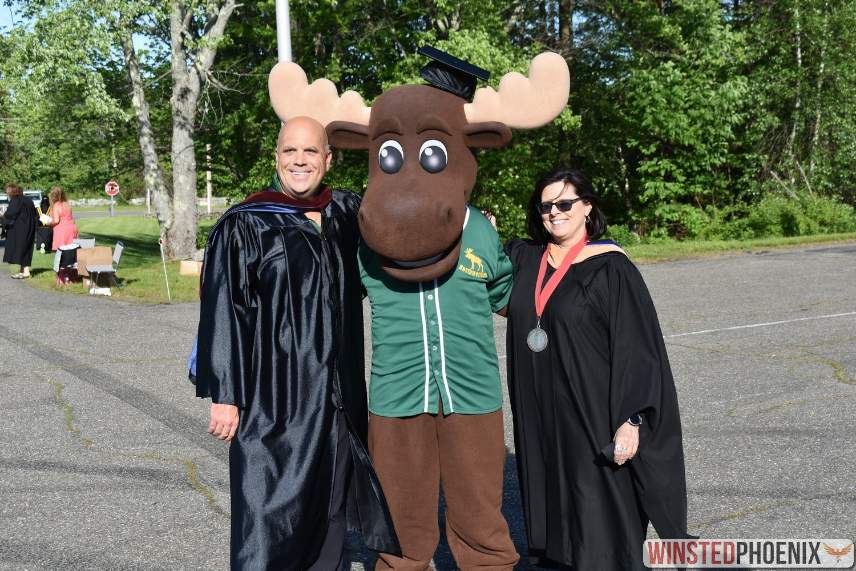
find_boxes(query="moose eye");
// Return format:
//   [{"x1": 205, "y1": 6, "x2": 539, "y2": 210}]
[
  {"x1": 419, "y1": 139, "x2": 447, "y2": 173},
  {"x1": 378, "y1": 140, "x2": 404, "y2": 174}
]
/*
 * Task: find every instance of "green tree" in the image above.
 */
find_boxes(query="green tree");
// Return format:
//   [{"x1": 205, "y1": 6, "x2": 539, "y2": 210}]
[
  {"x1": 736, "y1": 0, "x2": 856, "y2": 203},
  {"x1": 4, "y1": 0, "x2": 237, "y2": 258},
  {"x1": 570, "y1": 0, "x2": 749, "y2": 236}
]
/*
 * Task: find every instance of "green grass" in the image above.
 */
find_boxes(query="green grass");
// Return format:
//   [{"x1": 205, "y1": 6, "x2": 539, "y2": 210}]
[
  {"x1": 10, "y1": 219, "x2": 856, "y2": 303},
  {"x1": 14, "y1": 216, "x2": 214, "y2": 304},
  {"x1": 74, "y1": 205, "x2": 227, "y2": 215},
  {"x1": 74, "y1": 205, "x2": 148, "y2": 213},
  {"x1": 625, "y1": 232, "x2": 856, "y2": 262}
]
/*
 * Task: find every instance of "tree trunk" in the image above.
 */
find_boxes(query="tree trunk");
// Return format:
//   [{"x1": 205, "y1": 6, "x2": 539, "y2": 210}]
[
  {"x1": 809, "y1": 1, "x2": 829, "y2": 178},
  {"x1": 163, "y1": 0, "x2": 237, "y2": 260},
  {"x1": 167, "y1": 3, "x2": 200, "y2": 260},
  {"x1": 559, "y1": 0, "x2": 574, "y2": 89},
  {"x1": 786, "y1": 0, "x2": 802, "y2": 186},
  {"x1": 168, "y1": 89, "x2": 200, "y2": 259},
  {"x1": 119, "y1": 27, "x2": 172, "y2": 233},
  {"x1": 557, "y1": 0, "x2": 574, "y2": 162}
]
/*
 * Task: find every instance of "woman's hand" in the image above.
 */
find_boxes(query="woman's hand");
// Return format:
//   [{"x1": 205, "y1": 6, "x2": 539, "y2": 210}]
[
  {"x1": 209, "y1": 403, "x2": 239, "y2": 441},
  {"x1": 613, "y1": 422, "x2": 639, "y2": 465}
]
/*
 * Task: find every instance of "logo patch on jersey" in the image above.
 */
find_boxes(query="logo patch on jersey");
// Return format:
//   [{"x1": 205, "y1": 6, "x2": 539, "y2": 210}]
[{"x1": 458, "y1": 247, "x2": 487, "y2": 279}]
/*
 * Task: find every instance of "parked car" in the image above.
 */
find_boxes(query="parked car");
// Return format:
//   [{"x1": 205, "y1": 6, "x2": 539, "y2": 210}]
[
  {"x1": 0, "y1": 189, "x2": 43, "y2": 239},
  {"x1": 0, "y1": 195, "x2": 7, "y2": 239},
  {"x1": 24, "y1": 189, "x2": 44, "y2": 208},
  {"x1": 0, "y1": 189, "x2": 42, "y2": 215}
]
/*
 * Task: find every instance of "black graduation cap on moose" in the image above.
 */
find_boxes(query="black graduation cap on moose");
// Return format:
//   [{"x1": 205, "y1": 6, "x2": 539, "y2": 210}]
[{"x1": 418, "y1": 45, "x2": 490, "y2": 101}]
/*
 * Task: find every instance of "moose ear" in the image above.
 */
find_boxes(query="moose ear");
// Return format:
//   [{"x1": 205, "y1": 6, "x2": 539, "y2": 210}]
[
  {"x1": 463, "y1": 122, "x2": 512, "y2": 149},
  {"x1": 327, "y1": 121, "x2": 371, "y2": 150}
]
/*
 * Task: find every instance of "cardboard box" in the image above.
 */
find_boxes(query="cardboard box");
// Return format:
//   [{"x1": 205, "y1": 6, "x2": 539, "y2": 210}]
[
  {"x1": 76, "y1": 246, "x2": 112, "y2": 278},
  {"x1": 180, "y1": 260, "x2": 203, "y2": 276}
]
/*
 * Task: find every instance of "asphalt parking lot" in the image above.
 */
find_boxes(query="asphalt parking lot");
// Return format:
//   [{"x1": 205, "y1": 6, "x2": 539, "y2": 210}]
[{"x1": 1, "y1": 242, "x2": 854, "y2": 570}]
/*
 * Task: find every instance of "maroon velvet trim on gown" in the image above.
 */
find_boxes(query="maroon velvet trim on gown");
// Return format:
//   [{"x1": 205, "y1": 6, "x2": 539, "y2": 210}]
[{"x1": 243, "y1": 186, "x2": 332, "y2": 210}]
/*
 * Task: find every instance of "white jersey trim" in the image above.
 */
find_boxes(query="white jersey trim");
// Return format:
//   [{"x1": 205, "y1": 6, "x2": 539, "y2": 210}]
[
  {"x1": 418, "y1": 284, "x2": 431, "y2": 413},
  {"x1": 432, "y1": 279, "x2": 454, "y2": 413}
]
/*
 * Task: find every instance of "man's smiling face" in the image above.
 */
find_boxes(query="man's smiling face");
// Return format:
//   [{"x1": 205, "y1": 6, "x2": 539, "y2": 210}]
[{"x1": 275, "y1": 116, "x2": 332, "y2": 199}]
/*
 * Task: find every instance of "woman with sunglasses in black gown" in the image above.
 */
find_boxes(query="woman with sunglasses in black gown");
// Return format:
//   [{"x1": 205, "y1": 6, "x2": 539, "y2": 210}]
[{"x1": 503, "y1": 167, "x2": 690, "y2": 570}]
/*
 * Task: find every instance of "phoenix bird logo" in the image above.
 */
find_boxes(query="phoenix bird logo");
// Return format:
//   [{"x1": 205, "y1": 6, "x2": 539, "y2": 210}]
[{"x1": 822, "y1": 541, "x2": 853, "y2": 561}]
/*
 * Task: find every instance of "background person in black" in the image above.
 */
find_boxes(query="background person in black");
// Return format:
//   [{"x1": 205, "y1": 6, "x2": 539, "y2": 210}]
[
  {"x1": 2, "y1": 183, "x2": 37, "y2": 279},
  {"x1": 504, "y1": 167, "x2": 689, "y2": 570}
]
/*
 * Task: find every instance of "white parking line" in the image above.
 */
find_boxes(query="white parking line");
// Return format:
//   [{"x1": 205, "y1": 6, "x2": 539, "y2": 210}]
[{"x1": 665, "y1": 311, "x2": 856, "y2": 338}]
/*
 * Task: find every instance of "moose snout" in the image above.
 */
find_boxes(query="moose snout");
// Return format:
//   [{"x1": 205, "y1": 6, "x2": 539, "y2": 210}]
[{"x1": 359, "y1": 191, "x2": 465, "y2": 262}]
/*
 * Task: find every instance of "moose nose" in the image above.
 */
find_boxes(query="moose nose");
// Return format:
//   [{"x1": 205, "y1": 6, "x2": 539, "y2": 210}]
[{"x1": 359, "y1": 192, "x2": 465, "y2": 262}]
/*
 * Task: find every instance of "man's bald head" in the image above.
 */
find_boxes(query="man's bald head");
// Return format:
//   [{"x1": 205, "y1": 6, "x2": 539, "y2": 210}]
[
  {"x1": 275, "y1": 116, "x2": 332, "y2": 199},
  {"x1": 277, "y1": 116, "x2": 329, "y2": 153}
]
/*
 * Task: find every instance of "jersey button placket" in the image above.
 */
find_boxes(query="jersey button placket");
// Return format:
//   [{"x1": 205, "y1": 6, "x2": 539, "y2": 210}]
[{"x1": 425, "y1": 288, "x2": 441, "y2": 387}]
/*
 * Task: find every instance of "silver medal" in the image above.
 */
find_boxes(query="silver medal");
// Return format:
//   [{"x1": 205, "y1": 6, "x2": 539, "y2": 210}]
[{"x1": 526, "y1": 323, "x2": 548, "y2": 352}]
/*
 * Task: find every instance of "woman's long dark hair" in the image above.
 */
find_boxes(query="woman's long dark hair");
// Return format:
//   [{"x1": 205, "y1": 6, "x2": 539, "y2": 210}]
[{"x1": 526, "y1": 167, "x2": 606, "y2": 244}]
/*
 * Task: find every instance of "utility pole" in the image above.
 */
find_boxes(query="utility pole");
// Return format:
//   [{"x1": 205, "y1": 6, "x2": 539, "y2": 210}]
[
  {"x1": 206, "y1": 143, "x2": 212, "y2": 216},
  {"x1": 276, "y1": 0, "x2": 292, "y2": 63}
]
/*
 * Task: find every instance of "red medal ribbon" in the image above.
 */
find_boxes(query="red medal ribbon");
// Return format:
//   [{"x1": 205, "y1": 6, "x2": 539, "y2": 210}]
[{"x1": 534, "y1": 232, "x2": 589, "y2": 320}]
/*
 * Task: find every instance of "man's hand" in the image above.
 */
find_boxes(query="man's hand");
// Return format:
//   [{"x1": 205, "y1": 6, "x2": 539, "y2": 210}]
[
  {"x1": 209, "y1": 403, "x2": 239, "y2": 441},
  {"x1": 612, "y1": 422, "x2": 639, "y2": 465}
]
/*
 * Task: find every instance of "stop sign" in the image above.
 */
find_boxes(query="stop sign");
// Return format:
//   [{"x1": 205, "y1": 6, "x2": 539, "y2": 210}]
[{"x1": 105, "y1": 180, "x2": 120, "y2": 197}]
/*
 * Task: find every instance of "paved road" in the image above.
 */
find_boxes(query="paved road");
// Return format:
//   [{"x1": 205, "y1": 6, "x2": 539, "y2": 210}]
[{"x1": 1, "y1": 243, "x2": 854, "y2": 570}]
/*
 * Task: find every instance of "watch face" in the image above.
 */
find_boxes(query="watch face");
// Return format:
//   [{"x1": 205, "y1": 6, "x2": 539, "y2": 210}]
[{"x1": 629, "y1": 414, "x2": 642, "y2": 426}]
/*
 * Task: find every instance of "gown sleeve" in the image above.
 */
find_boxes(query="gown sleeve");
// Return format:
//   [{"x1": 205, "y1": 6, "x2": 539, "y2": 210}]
[
  {"x1": 195, "y1": 214, "x2": 260, "y2": 407},
  {"x1": 2, "y1": 196, "x2": 22, "y2": 223},
  {"x1": 487, "y1": 229, "x2": 513, "y2": 312},
  {"x1": 606, "y1": 256, "x2": 670, "y2": 430},
  {"x1": 605, "y1": 255, "x2": 690, "y2": 539},
  {"x1": 503, "y1": 239, "x2": 527, "y2": 270}
]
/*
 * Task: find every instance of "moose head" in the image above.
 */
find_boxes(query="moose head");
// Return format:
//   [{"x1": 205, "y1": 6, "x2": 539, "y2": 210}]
[{"x1": 269, "y1": 51, "x2": 570, "y2": 282}]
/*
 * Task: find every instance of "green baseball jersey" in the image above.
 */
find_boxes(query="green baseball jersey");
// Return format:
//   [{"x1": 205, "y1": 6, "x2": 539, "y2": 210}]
[{"x1": 359, "y1": 206, "x2": 513, "y2": 417}]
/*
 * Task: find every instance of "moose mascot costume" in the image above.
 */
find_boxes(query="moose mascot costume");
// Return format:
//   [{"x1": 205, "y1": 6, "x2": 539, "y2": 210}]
[{"x1": 268, "y1": 48, "x2": 570, "y2": 569}]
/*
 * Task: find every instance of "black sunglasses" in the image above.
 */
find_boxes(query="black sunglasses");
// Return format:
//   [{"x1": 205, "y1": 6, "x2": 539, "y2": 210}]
[{"x1": 537, "y1": 197, "x2": 586, "y2": 215}]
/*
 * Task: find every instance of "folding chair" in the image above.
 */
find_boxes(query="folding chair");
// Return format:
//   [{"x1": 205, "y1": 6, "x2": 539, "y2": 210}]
[
  {"x1": 86, "y1": 241, "x2": 124, "y2": 295},
  {"x1": 74, "y1": 237, "x2": 96, "y2": 248}
]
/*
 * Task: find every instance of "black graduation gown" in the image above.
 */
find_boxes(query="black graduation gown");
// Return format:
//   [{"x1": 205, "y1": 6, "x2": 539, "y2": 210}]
[
  {"x1": 505, "y1": 241, "x2": 689, "y2": 570},
  {"x1": 2, "y1": 196, "x2": 37, "y2": 266},
  {"x1": 196, "y1": 190, "x2": 399, "y2": 570}
]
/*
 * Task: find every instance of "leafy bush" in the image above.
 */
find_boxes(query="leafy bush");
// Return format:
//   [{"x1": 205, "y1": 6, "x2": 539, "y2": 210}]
[
  {"x1": 196, "y1": 225, "x2": 211, "y2": 250},
  {"x1": 642, "y1": 193, "x2": 856, "y2": 241},
  {"x1": 741, "y1": 193, "x2": 856, "y2": 238},
  {"x1": 604, "y1": 224, "x2": 642, "y2": 247}
]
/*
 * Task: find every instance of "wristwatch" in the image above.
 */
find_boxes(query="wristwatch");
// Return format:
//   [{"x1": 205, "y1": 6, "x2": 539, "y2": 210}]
[{"x1": 627, "y1": 413, "x2": 643, "y2": 427}]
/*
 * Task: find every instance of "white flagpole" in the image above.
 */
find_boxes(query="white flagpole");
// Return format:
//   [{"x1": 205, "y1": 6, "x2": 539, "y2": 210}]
[{"x1": 276, "y1": 0, "x2": 292, "y2": 63}]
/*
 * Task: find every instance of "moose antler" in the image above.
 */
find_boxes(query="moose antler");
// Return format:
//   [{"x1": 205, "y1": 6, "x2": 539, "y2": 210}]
[
  {"x1": 268, "y1": 62, "x2": 371, "y2": 127},
  {"x1": 464, "y1": 52, "x2": 570, "y2": 129}
]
